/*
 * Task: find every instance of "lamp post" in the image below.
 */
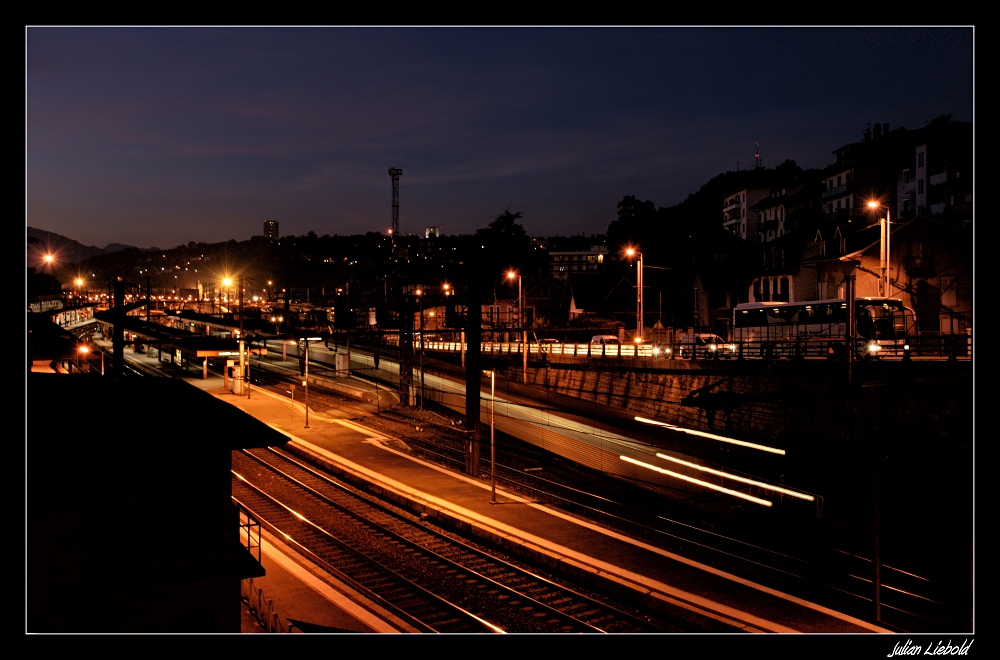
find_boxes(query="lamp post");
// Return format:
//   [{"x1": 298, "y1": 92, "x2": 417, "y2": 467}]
[
  {"x1": 486, "y1": 369, "x2": 497, "y2": 504},
  {"x1": 297, "y1": 336, "x2": 322, "y2": 428},
  {"x1": 416, "y1": 288, "x2": 425, "y2": 410},
  {"x1": 78, "y1": 345, "x2": 104, "y2": 375},
  {"x1": 626, "y1": 248, "x2": 644, "y2": 342},
  {"x1": 868, "y1": 200, "x2": 891, "y2": 297},
  {"x1": 506, "y1": 270, "x2": 526, "y2": 383},
  {"x1": 245, "y1": 336, "x2": 256, "y2": 400},
  {"x1": 222, "y1": 277, "x2": 233, "y2": 310}
]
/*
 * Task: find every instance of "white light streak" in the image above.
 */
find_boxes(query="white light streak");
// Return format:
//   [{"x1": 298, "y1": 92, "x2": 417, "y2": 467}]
[
  {"x1": 634, "y1": 416, "x2": 785, "y2": 455},
  {"x1": 655, "y1": 453, "x2": 814, "y2": 501},
  {"x1": 620, "y1": 455, "x2": 772, "y2": 507}
]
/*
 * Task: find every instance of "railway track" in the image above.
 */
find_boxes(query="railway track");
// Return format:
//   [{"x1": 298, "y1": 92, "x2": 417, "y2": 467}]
[
  {"x1": 186, "y1": 352, "x2": 968, "y2": 632},
  {"x1": 233, "y1": 447, "x2": 675, "y2": 633},
  {"x1": 264, "y1": 369, "x2": 967, "y2": 633}
]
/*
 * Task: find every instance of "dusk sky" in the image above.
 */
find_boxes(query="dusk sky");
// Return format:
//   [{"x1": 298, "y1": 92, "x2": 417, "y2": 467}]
[{"x1": 26, "y1": 26, "x2": 974, "y2": 250}]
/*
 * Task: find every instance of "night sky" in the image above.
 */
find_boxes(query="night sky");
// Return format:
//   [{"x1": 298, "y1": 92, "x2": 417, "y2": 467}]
[{"x1": 26, "y1": 26, "x2": 973, "y2": 250}]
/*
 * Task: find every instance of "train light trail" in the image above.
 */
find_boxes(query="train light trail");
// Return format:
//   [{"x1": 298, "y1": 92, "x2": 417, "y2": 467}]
[
  {"x1": 634, "y1": 416, "x2": 785, "y2": 455},
  {"x1": 619, "y1": 455, "x2": 772, "y2": 507},
  {"x1": 655, "y1": 453, "x2": 815, "y2": 501}
]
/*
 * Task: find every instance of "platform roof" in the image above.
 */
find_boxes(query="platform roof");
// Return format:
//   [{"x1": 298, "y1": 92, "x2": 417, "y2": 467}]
[{"x1": 27, "y1": 374, "x2": 289, "y2": 451}]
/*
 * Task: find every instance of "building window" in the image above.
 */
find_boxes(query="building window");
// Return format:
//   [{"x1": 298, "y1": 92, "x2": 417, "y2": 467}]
[
  {"x1": 918, "y1": 151, "x2": 925, "y2": 167},
  {"x1": 940, "y1": 277, "x2": 956, "y2": 307},
  {"x1": 918, "y1": 179, "x2": 924, "y2": 194}
]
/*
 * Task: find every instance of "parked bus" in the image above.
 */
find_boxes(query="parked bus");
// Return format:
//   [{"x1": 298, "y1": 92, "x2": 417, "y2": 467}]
[{"x1": 731, "y1": 297, "x2": 916, "y2": 359}]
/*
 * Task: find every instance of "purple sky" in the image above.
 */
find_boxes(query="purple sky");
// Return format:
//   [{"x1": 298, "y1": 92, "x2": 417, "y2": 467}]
[{"x1": 26, "y1": 26, "x2": 974, "y2": 250}]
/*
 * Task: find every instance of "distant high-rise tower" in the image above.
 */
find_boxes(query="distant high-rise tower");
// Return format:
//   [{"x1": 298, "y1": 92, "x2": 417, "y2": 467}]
[
  {"x1": 263, "y1": 220, "x2": 279, "y2": 240},
  {"x1": 388, "y1": 168, "x2": 403, "y2": 236}
]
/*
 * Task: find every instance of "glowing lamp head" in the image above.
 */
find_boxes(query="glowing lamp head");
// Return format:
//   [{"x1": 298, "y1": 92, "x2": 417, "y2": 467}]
[
  {"x1": 78, "y1": 345, "x2": 90, "y2": 355},
  {"x1": 44, "y1": 254, "x2": 54, "y2": 263}
]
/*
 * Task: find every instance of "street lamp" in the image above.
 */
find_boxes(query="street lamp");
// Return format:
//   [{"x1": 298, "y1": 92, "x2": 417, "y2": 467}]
[
  {"x1": 270, "y1": 315, "x2": 284, "y2": 334},
  {"x1": 506, "y1": 270, "x2": 526, "y2": 384},
  {"x1": 416, "y1": 288, "x2": 425, "y2": 410},
  {"x1": 868, "y1": 200, "x2": 891, "y2": 297},
  {"x1": 77, "y1": 345, "x2": 104, "y2": 375},
  {"x1": 295, "y1": 336, "x2": 322, "y2": 428},
  {"x1": 484, "y1": 369, "x2": 497, "y2": 504},
  {"x1": 626, "y1": 247, "x2": 644, "y2": 342},
  {"x1": 244, "y1": 335, "x2": 258, "y2": 400},
  {"x1": 222, "y1": 277, "x2": 233, "y2": 313}
]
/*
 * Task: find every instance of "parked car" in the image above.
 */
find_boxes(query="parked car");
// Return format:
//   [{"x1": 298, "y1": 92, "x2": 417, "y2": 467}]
[
  {"x1": 677, "y1": 333, "x2": 736, "y2": 358},
  {"x1": 651, "y1": 343, "x2": 672, "y2": 358}
]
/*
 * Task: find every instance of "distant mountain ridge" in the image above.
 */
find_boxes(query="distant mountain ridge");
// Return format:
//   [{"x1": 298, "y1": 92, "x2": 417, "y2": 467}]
[{"x1": 27, "y1": 227, "x2": 155, "y2": 264}]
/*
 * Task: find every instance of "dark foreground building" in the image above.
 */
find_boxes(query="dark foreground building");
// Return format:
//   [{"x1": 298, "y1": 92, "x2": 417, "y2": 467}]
[{"x1": 26, "y1": 374, "x2": 287, "y2": 633}]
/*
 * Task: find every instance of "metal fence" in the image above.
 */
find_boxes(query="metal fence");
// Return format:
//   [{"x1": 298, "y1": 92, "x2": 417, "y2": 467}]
[{"x1": 241, "y1": 577, "x2": 289, "y2": 633}]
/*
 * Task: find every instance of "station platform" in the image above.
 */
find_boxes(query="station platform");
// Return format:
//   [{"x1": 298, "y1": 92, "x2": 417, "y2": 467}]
[
  {"x1": 80, "y1": 338, "x2": 896, "y2": 635},
  {"x1": 150, "y1": 358, "x2": 890, "y2": 636}
]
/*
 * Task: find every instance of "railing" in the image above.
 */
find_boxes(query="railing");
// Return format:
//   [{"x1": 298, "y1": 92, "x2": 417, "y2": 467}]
[
  {"x1": 821, "y1": 181, "x2": 851, "y2": 199},
  {"x1": 242, "y1": 578, "x2": 290, "y2": 633},
  {"x1": 383, "y1": 335, "x2": 972, "y2": 362},
  {"x1": 237, "y1": 503, "x2": 289, "y2": 632},
  {"x1": 238, "y1": 503, "x2": 261, "y2": 563}
]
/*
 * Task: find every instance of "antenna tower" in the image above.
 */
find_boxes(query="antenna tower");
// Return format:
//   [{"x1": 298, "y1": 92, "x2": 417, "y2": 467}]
[
  {"x1": 388, "y1": 168, "x2": 403, "y2": 236},
  {"x1": 754, "y1": 142, "x2": 762, "y2": 169}
]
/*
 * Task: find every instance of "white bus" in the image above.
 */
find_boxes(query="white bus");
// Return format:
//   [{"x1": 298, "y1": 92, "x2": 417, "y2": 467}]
[{"x1": 731, "y1": 297, "x2": 916, "y2": 358}]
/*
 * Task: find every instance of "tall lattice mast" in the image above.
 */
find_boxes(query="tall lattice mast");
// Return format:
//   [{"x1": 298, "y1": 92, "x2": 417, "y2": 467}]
[{"x1": 388, "y1": 168, "x2": 403, "y2": 236}]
